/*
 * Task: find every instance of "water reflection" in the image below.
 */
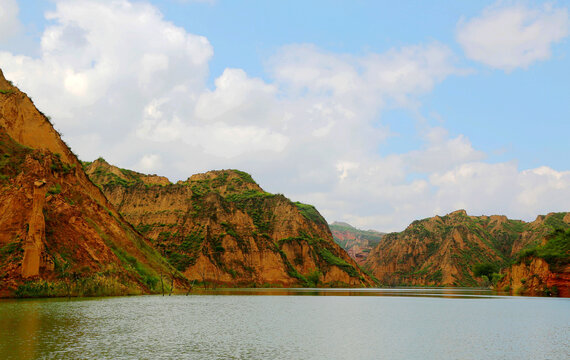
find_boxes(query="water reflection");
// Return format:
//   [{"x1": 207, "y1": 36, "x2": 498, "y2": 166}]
[
  {"x1": 0, "y1": 290, "x2": 568, "y2": 360},
  {"x1": 188, "y1": 287, "x2": 508, "y2": 299},
  {"x1": 0, "y1": 299, "x2": 87, "y2": 360}
]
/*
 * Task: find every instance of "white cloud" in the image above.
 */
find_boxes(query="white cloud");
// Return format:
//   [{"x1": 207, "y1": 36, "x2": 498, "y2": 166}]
[
  {"x1": 0, "y1": 0, "x2": 568, "y2": 232},
  {"x1": 405, "y1": 128, "x2": 486, "y2": 173},
  {"x1": 457, "y1": 2, "x2": 569, "y2": 71},
  {"x1": 270, "y1": 42, "x2": 459, "y2": 106},
  {"x1": 0, "y1": 0, "x2": 213, "y2": 122},
  {"x1": 137, "y1": 154, "x2": 162, "y2": 173},
  {"x1": 0, "y1": 0, "x2": 21, "y2": 42},
  {"x1": 429, "y1": 162, "x2": 570, "y2": 222},
  {"x1": 517, "y1": 166, "x2": 570, "y2": 212},
  {"x1": 194, "y1": 68, "x2": 277, "y2": 121}
]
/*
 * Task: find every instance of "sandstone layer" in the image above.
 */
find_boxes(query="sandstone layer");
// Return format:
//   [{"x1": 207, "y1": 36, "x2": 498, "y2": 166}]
[
  {"x1": 364, "y1": 210, "x2": 569, "y2": 289},
  {"x1": 86, "y1": 160, "x2": 372, "y2": 287},
  {"x1": 0, "y1": 69, "x2": 186, "y2": 297}
]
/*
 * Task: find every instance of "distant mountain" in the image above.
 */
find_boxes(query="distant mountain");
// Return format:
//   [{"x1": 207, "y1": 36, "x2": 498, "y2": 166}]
[
  {"x1": 330, "y1": 222, "x2": 384, "y2": 265},
  {"x1": 85, "y1": 159, "x2": 373, "y2": 287},
  {"x1": 364, "y1": 210, "x2": 569, "y2": 296},
  {"x1": 0, "y1": 69, "x2": 185, "y2": 298}
]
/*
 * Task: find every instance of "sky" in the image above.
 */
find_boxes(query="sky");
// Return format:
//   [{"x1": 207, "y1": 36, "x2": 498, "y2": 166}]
[{"x1": 0, "y1": 0, "x2": 569, "y2": 231}]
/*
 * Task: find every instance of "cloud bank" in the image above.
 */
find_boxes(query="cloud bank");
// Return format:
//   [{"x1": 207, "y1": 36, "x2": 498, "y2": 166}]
[
  {"x1": 457, "y1": 2, "x2": 569, "y2": 71},
  {"x1": 1, "y1": 0, "x2": 569, "y2": 231}
]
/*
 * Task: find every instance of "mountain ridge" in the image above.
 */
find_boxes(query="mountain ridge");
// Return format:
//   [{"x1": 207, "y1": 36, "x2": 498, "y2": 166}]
[
  {"x1": 85, "y1": 158, "x2": 373, "y2": 287},
  {"x1": 364, "y1": 209, "x2": 569, "y2": 295}
]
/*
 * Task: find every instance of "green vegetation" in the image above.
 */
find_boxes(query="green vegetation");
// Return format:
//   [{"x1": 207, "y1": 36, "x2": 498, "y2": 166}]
[
  {"x1": 87, "y1": 158, "x2": 166, "y2": 188},
  {"x1": 427, "y1": 269, "x2": 443, "y2": 283},
  {"x1": 221, "y1": 222, "x2": 249, "y2": 252},
  {"x1": 294, "y1": 202, "x2": 327, "y2": 226},
  {"x1": 149, "y1": 228, "x2": 206, "y2": 272},
  {"x1": 135, "y1": 223, "x2": 153, "y2": 234},
  {"x1": 278, "y1": 233, "x2": 362, "y2": 281},
  {"x1": 473, "y1": 262, "x2": 498, "y2": 279},
  {"x1": 0, "y1": 131, "x2": 33, "y2": 181},
  {"x1": 14, "y1": 276, "x2": 140, "y2": 298},
  {"x1": 85, "y1": 218, "x2": 164, "y2": 292},
  {"x1": 544, "y1": 213, "x2": 569, "y2": 230},
  {"x1": 517, "y1": 228, "x2": 570, "y2": 267},
  {"x1": 48, "y1": 153, "x2": 76, "y2": 175},
  {"x1": 306, "y1": 269, "x2": 322, "y2": 287},
  {"x1": 225, "y1": 189, "x2": 273, "y2": 203},
  {"x1": 233, "y1": 169, "x2": 256, "y2": 184},
  {"x1": 502, "y1": 220, "x2": 528, "y2": 234},
  {"x1": 226, "y1": 190, "x2": 276, "y2": 233},
  {"x1": 167, "y1": 253, "x2": 193, "y2": 272},
  {"x1": 316, "y1": 247, "x2": 359, "y2": 278},
  {"x1": 47, "y1": 183, "x2": 62, "y2": 195},
  {"x1": 0, "y1": 240, "x2": 23, "y2": 265}
]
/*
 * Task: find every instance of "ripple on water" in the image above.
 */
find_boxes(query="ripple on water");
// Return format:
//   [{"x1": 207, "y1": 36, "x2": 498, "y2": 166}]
[{"x1": 0, "y1": 289, "x2": 568, "y2": 360}]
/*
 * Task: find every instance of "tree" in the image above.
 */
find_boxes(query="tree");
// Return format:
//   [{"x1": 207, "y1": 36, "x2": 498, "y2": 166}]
[{"x1": 473, "y1": 262, "x2": 497, "y2": 279}]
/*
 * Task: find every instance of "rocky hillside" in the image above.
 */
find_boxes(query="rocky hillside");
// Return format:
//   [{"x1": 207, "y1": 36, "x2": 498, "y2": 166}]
[
  {"x1": 0, "y1": 69, "x2": 186, "y2": 297},
  {"x1": 330, "y1": 222, "x2": 384, "y2": 265},
  {"x1": 364, "y1": 210, "x2": 569, "y2": 289},
  {"x1": 498, "y1": 227, "x2": 569, "y2": 297},
  {"x1": 85, "y1": 159, "x2": 372, "y2": 287}
]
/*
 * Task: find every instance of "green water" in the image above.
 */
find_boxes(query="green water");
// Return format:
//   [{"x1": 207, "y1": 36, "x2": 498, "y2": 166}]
[{"x1": 0, "y1": 288, "x2": 568, "y2": 359}]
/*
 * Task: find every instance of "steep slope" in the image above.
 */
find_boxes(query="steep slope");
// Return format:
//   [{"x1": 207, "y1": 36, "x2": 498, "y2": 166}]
[
  {"x1": 330, "y1": 222, "x2": 384, "y2": 265},
  {"x1": 0, "y1": 69, "x2": 186, "y2": 297},
  {"x1": 364, "y1": 210, "x2": 569, "y2": 287},
  {"x1": 86, "y1": 159, "x2": 372, "y2": 287},
  {"x1": 498, "y1": 225, "x2": 570, "y2": 296}
]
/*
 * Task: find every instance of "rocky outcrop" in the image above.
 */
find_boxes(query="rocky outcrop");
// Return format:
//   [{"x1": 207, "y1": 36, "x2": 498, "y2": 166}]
[
  {"x1": 498, "y1": 258, "x2": 569, "y2": 297},
  {"x1": 86, "y1": 161, "x2": 372, "y2": 287},
  {"x1": 364, "y1": 210, "x2": 569, "y2": 289},
  {"x1": 330, "y1": 222, "x2": 384, "y2": 265},
  {"x1": 498, "y1": 227, "x2": 570, "y2": 296},
  {"x1": 0, "y1": 69, "x2": 186, "y2": 297},
  {"x1": 20, "y1": 179, "x2": 51, "y2": 278}
]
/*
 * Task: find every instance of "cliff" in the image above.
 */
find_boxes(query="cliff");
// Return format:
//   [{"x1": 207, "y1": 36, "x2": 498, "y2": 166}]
[
  {"x1": 86, "y1": 160, "x2": 373, "y2": 287},
  {"x1": 330, "y1": 222, "x2": 384, "y2": 265},
  {"x1": 364, "y1": 210, "x2": 569, "y2": 288},
  {"x1": 0, "y1": 69, "x2": 186, "y2": 297},
  {"x1": 498, "y1": 227, "x2": 569, "y2": 296}
]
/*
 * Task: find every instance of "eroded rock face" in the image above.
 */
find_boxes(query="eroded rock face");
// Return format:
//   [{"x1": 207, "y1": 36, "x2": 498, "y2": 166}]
[
  {"x1": 86, "y1": 161, "x2": 373, "y2": 287},
  {"x1": 21, "y1": 180, "x2": 49, "y2": 278},
  {"x1": 364, "y1": 210, "x2": 569, "y2": 288},
  {"x1": 0, "y1": 69, "x2": 186, "y2": 297},
  {"x1": 498, "y1": 259, "x2": 570, "y2": 297}
]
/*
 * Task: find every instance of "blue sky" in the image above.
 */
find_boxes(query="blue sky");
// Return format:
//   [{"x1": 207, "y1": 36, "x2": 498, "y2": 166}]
[{"x1": 1, "y1": 0, "x2": 569, "y2": 230}]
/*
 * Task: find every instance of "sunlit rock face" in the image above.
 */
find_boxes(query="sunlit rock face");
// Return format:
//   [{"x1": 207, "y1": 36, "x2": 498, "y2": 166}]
[
  {"x1": 86, "y1": 161, "x2": 373, "y2": 287},
  {"x1": 365, "y1": 209, "x2": 569, "y2": 290},
  {"x1": 0, "y1": 69, "x2": 185, "y2": 297}
]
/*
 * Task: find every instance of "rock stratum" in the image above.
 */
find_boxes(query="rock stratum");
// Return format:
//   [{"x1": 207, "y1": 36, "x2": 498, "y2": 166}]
[
  {"x1": 85, "y1": 159, "x2": 372, "y2": 287},
  {"x1": 0, "y1": 70, "x2": 187, "y2": 297},
  {"x1": 497, "y1": 227, "x2": 570, "y2": 297},
  {"x1": 330, "y1": 222, "x2": 384, "y2": 265},
  {"x1": 364, "y1": 210, "x2": 569, "y2": 296}
]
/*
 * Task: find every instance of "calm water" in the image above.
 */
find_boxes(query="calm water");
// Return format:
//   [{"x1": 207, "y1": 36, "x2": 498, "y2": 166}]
[{"x1": 0, "y1": 288, "x2": 568, "y2": 359}]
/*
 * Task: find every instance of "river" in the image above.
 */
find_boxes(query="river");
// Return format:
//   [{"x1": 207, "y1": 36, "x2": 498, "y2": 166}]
[{"x1": 0, "y1": 288, "x2": 568, "y2": 359}]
